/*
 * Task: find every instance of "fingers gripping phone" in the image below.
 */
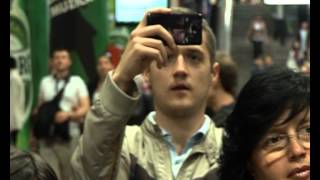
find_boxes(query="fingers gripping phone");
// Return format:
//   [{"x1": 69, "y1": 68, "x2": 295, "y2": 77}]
[{"x1": 147, "y1": 13, "x2": 202, "y2": 45}]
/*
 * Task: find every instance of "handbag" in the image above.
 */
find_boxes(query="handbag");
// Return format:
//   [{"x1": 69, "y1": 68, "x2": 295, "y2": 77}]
[{"x1": 32, "y1": 76, "x2": 70, "y2": 141}]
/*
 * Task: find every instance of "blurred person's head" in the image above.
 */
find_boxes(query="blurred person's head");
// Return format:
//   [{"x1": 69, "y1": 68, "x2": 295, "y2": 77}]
[
  {"x1": 254, "y1": 15, "x2": 263, "y2": 21},
  {"x1": 254, "y1": 56, "x2": 264, "y2": 69},
  {"x1": 300, "y1": 21, "x2": 309, "y2": 30},
  {"x1": 208, "y1": 51, "x2": 238, "y2": 99},
  {"x1": 300, "y1": 61, "x2": 310, "y2": 76},
  {"x1": 144, "y1": 7, "x2": 218, "y2": 117},
  {"x1": 51, "y1": 48, "x2": 72, "y2": 74},
  {"x1": 263, "y1": 53, "x2": 273, "y2": 66},
  {"x1": 292, "y1": 40, "x2": 301, "y2": 51},
  {"x1": 10, "y1": 146, "x2": 58, "y2": 180},
  {"x1": 219, "y1": 67, "x2": 310, "y2": 180},
  {"x1": 97, "y1": 52, "x2": 114, "y2": 80}
]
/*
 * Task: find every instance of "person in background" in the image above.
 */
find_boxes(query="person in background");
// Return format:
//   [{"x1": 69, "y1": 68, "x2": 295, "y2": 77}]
[
  {"x1": 71, "y1": 7, "x2": 223, "y2": 180},
  {"x1": 296, "y1": 21, "x2": 309, "y2": 58},
  {"x1": 287, "y1": 40, "x2": 305, "y2": 72},
  {"x1": 263, "y1": 53, "x2": 274, "y2": 67},
  {"x1": 89, "y1": 52, "x2": 114, "y2": 103},
  {"x1": 127, "y1": 74, "x2": 154, "y2": 125},
  {"x1": 252, "y1": 53, "x2": 274, "y2": 75},
  {"x1": 11, "y1": 145, "x2": 58, "y2": 180},
  {"x1": 252, "y1": 55, "x2": 265, "y2": 75},
  {"x1": 10, "y1": 56, "x2": 25, "y2": 145},
  {"x1": 33, "y1": 48, "x2": 90, "y2": 180},
  {"x1": 206, "y1": 51, "x2": 238, "y2": 128},
  {"x1": 218, "y1": 67, "x2": 310, "y2": 180},
  {"x1": 300, "y1": 61, "x2": 310, "y2": 76},
  {"x1": 247, "y1": 15, "x2": 268, "y2": 59}
]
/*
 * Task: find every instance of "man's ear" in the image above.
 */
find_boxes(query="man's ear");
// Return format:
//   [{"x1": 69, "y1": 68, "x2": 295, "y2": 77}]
[{"x1": 211, "y1": 62, "x2": 220, "y2": 83}]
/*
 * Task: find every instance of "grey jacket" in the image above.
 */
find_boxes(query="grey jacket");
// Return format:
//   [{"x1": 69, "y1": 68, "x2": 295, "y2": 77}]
[{"x1": 71, "y1": 72, "x2": 223, "y2": 180}]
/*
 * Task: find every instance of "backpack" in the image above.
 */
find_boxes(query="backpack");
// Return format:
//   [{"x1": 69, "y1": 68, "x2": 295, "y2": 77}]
[{"x1": 32, "y1": 76, "x2": 70, "y2": 141}]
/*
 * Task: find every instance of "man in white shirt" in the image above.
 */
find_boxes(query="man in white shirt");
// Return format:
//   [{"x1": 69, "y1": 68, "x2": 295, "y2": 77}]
[
  {"x1": 33, "y1": 48, "x2": 90, "y2": 180},
  {"x1": 298, "y1": 21, "x2": 309, "y2": 56}
]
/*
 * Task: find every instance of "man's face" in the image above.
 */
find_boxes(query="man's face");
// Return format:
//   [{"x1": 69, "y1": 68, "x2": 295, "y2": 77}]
[
  {"x1": 97, "y1": 56, "x2": 114, "y2": 79},
  {"x1": 147, "y1": 35, "x2": 215, "y2": 117},
  {"x1": 52, "y1": 50, "x2": 71, "y2": 72},
  {"x1": 301, "y1": 22, "x2": 309, "y2": 30}
]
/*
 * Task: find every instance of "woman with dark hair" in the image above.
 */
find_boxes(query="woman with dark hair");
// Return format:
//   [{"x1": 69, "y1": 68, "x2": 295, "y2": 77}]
[
  {"x1": 10, "y1": 146, "x2": 58, "y2": 180},
  {"x1": 218, "y1": 67, "x2": 310, "y2": 180}
]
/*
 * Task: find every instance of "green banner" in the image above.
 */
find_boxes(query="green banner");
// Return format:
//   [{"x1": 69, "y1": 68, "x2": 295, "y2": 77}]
[
  {"x1": 10, "y1": 0, "x2": 41, "y2": 150},
  {"x1": 11, "y1": 0, "x2": 50, "y2": 150},
  {"x1": 49, "y1": 0, "x2": 109, "y2": 84}
]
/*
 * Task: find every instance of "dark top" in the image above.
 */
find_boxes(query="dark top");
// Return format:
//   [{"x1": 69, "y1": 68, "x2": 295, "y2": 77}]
[{"x1": 206, "y1": 103, "x2": 235, "y2": 128}]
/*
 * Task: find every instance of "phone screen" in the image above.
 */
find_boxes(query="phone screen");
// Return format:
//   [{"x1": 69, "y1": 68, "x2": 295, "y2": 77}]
[{"x1": 147, "y1": 13, "x2": 202, "y2": 45}]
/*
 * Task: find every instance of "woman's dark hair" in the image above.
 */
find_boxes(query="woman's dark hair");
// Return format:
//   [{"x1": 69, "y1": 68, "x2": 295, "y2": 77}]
[
  {"x1": 218, "y1": 66, "x2": 310, "y2": 180},
  {"x1": 10, "y1": 146, "x2": 58, "y2": 180}
]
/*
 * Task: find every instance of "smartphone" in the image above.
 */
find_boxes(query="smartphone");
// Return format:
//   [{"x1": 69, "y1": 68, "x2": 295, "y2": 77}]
[{"x1": 147, "y1": 13, "x2": 202, "y2": 45}]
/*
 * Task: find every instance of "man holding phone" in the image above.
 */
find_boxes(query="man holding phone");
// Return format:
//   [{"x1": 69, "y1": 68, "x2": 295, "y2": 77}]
[{"x1": 71, "y1": 7, "x2": 222, "y2": 180}]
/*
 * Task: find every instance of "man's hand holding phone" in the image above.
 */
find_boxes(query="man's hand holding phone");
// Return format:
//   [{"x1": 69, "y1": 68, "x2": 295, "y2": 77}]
[{"x1": 112, "y1": 8, "x2": 177, "y2": 93}]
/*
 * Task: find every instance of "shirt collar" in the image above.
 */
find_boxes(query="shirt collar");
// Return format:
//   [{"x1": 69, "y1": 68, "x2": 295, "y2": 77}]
[{"x1": 147, "y1": 111, "x2": 210, "y2": 144}]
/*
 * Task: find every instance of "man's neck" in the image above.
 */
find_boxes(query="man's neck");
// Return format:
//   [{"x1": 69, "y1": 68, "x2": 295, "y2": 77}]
[
  {"x1": 54, "y1": 70, "x2": 69, "y2": 80},
  {"x1": 155, "y1": 109, "x2": 205, "y2": 154},
  {"x1": 98, "y1": 76, "x2": 106, "y2": 85},
  {"x1": 209, "y1": 88, "x2": 235, "y2": 112}
]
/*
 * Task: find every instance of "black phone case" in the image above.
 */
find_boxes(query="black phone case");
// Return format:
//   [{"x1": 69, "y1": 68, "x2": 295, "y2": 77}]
[{"x1": 147, "y1": 13, "x2": 202, "y2": 45}]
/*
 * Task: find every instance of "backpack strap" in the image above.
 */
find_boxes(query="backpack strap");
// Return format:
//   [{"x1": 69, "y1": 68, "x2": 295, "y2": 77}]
[{"x1": 51, "y1": 75, "x2": 71, "y2": 104}]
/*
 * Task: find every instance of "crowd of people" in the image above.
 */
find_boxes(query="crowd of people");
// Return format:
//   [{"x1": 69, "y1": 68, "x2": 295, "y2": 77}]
[
  {"x1": 10, "y1": 6, "x2": 310, "y2": 180},
  {"x1": 247, "y1": 16, "x2": 310, "y2": 76}
]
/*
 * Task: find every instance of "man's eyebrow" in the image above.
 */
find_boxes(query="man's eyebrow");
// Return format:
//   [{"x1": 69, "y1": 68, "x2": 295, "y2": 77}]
[
  {"x1": 182, "y1": 47, "x2": 204, "y2": 53},
  {"x1": 188, "y1": 49, "x2": 203, "y2": 53}
]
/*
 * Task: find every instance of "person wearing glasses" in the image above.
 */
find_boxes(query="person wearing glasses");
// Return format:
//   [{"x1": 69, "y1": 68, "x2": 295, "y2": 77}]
[{"x1": 218, "y1": 67, "x2": 310, "y2": 180}]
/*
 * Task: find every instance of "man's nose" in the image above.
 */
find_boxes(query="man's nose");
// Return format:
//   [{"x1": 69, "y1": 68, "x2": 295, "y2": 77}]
[{"x1": 173, "y1": 55, "x2": 188, "y2": 78}]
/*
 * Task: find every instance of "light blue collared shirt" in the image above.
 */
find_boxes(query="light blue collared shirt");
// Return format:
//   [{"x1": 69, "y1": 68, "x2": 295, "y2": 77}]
[{"x1": 148, "y1": 111, "x2": 210, "y2": 178}]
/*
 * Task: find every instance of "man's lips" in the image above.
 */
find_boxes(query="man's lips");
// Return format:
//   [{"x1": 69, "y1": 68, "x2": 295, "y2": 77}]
[
  {"x1": 170, "y1": 83, "x2": 191, "y2": 91},
  {"x1": 287, "y1": 165, "x2": 310, "y2": 179}
]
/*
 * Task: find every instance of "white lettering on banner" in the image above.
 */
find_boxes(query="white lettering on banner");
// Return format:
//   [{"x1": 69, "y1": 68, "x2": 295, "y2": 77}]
[
  {"x1": 50, "y1": 0, "x2": 94, "y2": 18},
  {"x1": 16, "y1": 52, "x2": 32, "y2": 80}
]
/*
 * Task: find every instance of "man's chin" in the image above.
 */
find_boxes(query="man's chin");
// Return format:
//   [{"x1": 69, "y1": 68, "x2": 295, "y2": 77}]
[{"x1": 164, "y1": 103, "x2": 195, "y2": 117}]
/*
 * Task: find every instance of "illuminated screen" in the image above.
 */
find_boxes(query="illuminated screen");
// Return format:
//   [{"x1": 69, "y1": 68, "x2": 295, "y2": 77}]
[{"x1": 115, "y1": 0, "x2": 168, "y2": 23}]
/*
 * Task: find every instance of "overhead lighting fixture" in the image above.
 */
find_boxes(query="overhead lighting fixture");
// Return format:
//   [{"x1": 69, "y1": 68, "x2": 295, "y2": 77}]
[{"x1": 264, "y1": 0, "x2": 310, "y2": 5}]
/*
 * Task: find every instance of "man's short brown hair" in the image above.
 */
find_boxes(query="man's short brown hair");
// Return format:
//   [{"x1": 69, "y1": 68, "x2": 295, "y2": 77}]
[{"x1": 216, "y1": 51, "x2": 238, "y2": 96}]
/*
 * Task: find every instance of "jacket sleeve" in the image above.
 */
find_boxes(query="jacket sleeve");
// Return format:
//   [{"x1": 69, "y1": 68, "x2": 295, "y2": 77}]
[{"x1": 71, "y1": 71, "x2": 140, "y2": 180}]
